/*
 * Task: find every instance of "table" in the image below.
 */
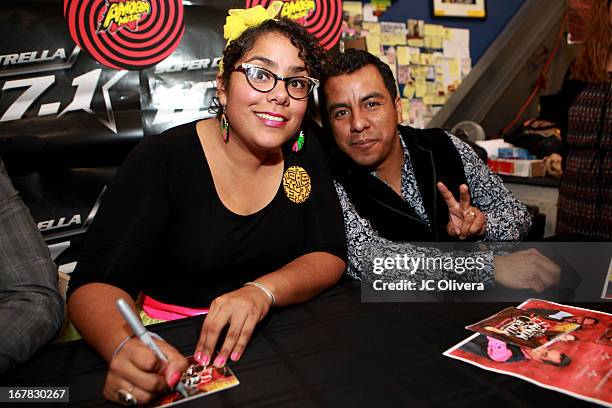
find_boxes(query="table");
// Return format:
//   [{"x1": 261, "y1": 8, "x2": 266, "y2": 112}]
[{"x1": 1, "y1": 281, "x2": 608, "y2": 407}]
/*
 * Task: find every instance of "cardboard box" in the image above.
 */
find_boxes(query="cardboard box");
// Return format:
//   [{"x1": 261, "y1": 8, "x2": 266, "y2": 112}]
[{"x1": 488, "y1": 159, "x2": 544, "y2": 178}]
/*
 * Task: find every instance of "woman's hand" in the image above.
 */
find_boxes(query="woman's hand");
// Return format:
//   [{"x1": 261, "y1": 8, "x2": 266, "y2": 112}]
[
  {"x1": 437, "y1": 182, "x2": 487, "y2": 240},
  {"x1": 194, "y1": 285, "x2": 272, "y2": 368},
  {"x1": 103, "y1": 337, "x2": 188, "y2": 406}
]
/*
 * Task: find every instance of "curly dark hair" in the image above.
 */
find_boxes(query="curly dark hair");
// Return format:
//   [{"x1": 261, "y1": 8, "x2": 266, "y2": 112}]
[{"x1": 220, "y1": 18, "x2": 326, "y2": 90}]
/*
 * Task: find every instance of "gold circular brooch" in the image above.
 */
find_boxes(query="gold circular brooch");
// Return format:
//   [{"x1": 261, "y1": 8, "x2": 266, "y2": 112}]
[{"x1": 282, "y1": 166, "x2": 311, "y2": 204}]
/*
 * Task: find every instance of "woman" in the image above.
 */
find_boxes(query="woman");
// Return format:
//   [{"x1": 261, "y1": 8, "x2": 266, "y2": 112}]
[
  {"x1": 557, "y1": 0, "x2": 612, "y2": 239},
  {"x1": 67, "y1": 3, "x2": 347, "y2": 405}
]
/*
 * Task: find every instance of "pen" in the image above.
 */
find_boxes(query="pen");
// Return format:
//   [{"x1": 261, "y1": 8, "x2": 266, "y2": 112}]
[{"x1": 116, "y1": 298, "x2": 189, "y2": 398}]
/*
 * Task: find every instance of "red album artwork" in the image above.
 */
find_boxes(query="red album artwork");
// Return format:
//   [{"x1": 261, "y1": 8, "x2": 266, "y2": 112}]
[
  {"x1": 466, "y1": 307, "x2": 580, "y2": 349},
  {"x1": 150, "y1": 356, "x2": 239, "y2": 408},
  {"x1": 445, "y1": 300, "x2": 612, "y2": 406}
]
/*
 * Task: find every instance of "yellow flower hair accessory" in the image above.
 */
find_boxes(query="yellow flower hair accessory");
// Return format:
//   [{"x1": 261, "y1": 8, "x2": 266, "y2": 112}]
[{"x1": 219, "y1": 1, "x2": 284, "y2": 73}]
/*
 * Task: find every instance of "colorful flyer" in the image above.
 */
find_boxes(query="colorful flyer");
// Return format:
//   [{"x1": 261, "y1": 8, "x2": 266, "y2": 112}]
[{"x1": 445, "y1": 300, "x2": 612, "y2": 407}]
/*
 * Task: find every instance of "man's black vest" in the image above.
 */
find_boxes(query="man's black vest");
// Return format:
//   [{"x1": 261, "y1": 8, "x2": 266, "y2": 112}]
[{"x1": 331, "y1": 125, "x2": 468, "y2": 242}]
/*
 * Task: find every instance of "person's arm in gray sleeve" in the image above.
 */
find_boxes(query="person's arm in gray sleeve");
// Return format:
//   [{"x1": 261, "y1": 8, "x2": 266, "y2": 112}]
[{"x1": 0, "y1": 159, "x2": 64, "y2": 373}]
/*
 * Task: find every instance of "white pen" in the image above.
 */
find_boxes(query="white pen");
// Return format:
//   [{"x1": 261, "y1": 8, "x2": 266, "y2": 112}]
[{"x1": 116, "y1": 298, "x2": 189, "y2": 398}]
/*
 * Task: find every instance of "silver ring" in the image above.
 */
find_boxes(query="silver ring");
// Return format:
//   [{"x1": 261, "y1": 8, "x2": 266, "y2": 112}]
[{"x1": 118, "y1": 389, "x2": 138, "y2": 406}]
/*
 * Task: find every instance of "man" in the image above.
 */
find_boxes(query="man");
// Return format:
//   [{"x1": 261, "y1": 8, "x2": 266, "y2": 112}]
[
  {"x1": 0, "y1": 158, "x2": 64, "y2": 373},
  {"x1": 321, "y1": 49, "x2": 560, "y2": 291}
]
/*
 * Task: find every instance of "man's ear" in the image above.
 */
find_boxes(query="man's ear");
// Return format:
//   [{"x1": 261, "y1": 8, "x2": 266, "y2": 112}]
[
  {"x1": 394, "y1": 96, "x2": 403, "y2": 124},
  {"x1": 216, "y1": 73, "x2": 227, "y2": 106}
]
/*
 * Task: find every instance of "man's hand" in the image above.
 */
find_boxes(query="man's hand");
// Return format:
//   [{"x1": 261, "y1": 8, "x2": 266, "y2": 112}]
[
  {"x1": 437, "y1": 182, "x2": 486, "y2": 240},
  {"x1": 494, "y1": 249, "x2": 561, "y2": 292}
]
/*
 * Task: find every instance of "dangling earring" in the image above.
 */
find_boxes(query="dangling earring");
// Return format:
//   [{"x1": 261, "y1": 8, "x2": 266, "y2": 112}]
[
  {"x1": 291, "y1": 130, "x2": 305, "y2": 152},
  {"x1": 220, "y1": 109, "x2": 229, "y2": 144}
]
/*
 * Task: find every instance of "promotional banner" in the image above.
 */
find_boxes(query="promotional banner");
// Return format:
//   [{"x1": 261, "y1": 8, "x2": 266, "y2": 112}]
[
  {"x1": 0, "y1": 2, "x2": 143, "y2": 171},
  {"x1": 0, "y1": 0, "x2": 236, "y2": 247}
]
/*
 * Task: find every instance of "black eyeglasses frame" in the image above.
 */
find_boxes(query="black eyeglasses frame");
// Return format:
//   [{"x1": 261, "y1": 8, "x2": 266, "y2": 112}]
[{"x1": 232, "y1": 63, "x2": 319, "y2": 101}]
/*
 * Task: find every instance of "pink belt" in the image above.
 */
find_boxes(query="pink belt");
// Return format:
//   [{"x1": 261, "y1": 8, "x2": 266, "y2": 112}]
[{"x1": 142, "y1": 295, "x2": 209, "y2": 321}]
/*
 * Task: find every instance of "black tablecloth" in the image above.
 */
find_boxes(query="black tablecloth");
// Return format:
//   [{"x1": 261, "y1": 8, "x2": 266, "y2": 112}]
[{"x1": 1, "y1": 281, "x2": 607, "y2": 407}]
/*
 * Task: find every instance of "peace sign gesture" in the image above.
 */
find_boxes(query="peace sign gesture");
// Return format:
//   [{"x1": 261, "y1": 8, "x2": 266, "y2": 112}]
[{"x1": 436, "y1": 182, "x2": 486, "y2": 240}]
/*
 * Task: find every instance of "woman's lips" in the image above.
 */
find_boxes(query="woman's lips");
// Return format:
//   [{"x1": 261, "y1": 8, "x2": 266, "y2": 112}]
[{"x1": 255, "y1": 112, "x2": 288, "y2": 128}]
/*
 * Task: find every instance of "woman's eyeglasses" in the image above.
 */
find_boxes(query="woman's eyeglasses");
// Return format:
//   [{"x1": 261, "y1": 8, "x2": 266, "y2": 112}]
[{"x1": 232, "y1": 63, "x2": 319, "y2": 100}]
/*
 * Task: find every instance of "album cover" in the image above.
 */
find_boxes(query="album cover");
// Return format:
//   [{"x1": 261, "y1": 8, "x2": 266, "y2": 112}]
[
  {"x1": 467, "y1": 307, "x2": 580, "y2": 349},
  {"x1": 151, "y1": 356, "x2": 239, "y2": 408}
]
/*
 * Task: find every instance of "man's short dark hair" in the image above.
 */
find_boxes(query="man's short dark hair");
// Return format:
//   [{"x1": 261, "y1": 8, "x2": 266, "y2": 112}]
[{"x1": 322, "y1": 49, "x2": 398, "y2": 100}]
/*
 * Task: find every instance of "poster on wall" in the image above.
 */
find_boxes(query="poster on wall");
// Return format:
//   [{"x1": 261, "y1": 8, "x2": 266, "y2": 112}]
[{"x1": 432, "y1": 0, "x2": 486, "y2": 19}]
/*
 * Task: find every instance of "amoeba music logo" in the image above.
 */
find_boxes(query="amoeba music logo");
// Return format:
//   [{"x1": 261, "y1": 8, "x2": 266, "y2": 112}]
[{"x1": 97, "y1": 0, "x2": 152, "y2": 34}]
